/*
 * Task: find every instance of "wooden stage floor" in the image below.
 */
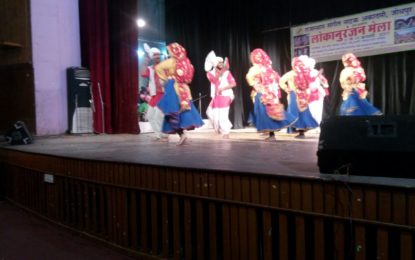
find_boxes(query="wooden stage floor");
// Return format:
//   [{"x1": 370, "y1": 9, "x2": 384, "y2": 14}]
[{"x1": 2, "y1": 127, "x2": 414, "y2": 187}]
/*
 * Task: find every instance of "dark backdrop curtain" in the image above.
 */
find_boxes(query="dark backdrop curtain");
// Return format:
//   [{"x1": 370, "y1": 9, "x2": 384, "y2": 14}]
[
  {"x1": 109, "y1": 0, "x2": 139, "y2": 133},
  {"x1": 79, "y1": 0, "x2": 139, "y2": 134},
  {"x1": 166, "y1": 0, "x2": 263, "y2": 128}
]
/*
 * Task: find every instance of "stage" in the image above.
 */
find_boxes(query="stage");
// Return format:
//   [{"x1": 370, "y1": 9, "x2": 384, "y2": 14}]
[
  {"x1": 2, "y1": 127, "x2": 414, "y2": 187},
  {"x1": 1, "y1": 127, "x2": 414, "y2": 260}
]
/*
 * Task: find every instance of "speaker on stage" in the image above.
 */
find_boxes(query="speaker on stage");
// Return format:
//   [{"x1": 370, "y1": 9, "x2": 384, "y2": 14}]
[
  {"x1": 317, "y1": 115, "x2": 415, "y2": 178},
  {"x1": 67, "y1": 67, "x2": 93, "y2": 134},
  {"x1": 4, "y1": 121, "x2": 33, "y2": 145}
]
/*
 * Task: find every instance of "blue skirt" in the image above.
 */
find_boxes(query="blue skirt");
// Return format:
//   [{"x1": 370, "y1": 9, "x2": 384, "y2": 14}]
[
  {"x1": 340, "y1": 89, "x2": 382, "y2": 116},
  {"x1": 251, "y1": 93, "x2": 297, "y2": 131},
  {"x1": 287, "y1": 91, "x2": 319, "y2": 130},
  {"x1": 157, "y1": 79, "x2": 204, "y2": 134}
]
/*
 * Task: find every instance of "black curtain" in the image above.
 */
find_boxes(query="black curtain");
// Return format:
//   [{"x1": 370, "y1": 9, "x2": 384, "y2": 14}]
[
  {"x1": 264, "y1": 28, "x2": 415, "y2": 119},
  {"x1": 166, "y1": 0, "x2": 415, "y2": 128},
  {"x1": 165, "y1": 0, "x2": 263, "y2": 128}
]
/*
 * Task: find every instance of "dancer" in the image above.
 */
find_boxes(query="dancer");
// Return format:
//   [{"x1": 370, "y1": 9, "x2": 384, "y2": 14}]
[
  {"x1": 339, "y1": 53, "x2": 382, "y2": 116},
  {"x1": 204, "y1": 50, "x2": 237, "y2": 139},
  {"x1": 304, "y1": 57, "x2": 330, "y2": 125},
  {"x1": 246, "y1": 48, "x2": 297, "y2": 141},
  {"x1": 279, "y1": 55, "x2": 319, "y2": 138},
  {"x1": 155, "y1": 42, "x2": 204, "y2": 145},
  {"x1": 141, "y1": 43, "x2": 168, "y2": 141}
]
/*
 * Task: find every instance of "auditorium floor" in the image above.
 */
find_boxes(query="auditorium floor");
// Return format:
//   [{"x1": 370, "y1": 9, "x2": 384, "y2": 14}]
[{"x1": 0, "y1": 200, "x2": 136, "y2": 259}]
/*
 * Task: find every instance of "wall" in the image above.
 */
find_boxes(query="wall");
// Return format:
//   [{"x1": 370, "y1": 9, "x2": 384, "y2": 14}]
[{"x1": 31, "y1": 0, "x2": 81, "y2": 135}]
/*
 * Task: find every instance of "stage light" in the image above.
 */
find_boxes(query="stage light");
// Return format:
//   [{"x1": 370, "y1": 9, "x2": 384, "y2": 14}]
[
  {"x1": 137, "y1": 49, "x2": 145, "y2": 57},
  {"x1": 136, "y1": 19, "x2": 146, "y2": 28}
]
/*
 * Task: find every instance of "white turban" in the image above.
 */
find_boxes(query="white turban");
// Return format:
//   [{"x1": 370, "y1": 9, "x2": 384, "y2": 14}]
[
  {"x1": 204, "y1": 50, "x2": 224, "y2": 71},
  {"x1": 143, "y1": 43, "x2": 161, "y2": 59}
]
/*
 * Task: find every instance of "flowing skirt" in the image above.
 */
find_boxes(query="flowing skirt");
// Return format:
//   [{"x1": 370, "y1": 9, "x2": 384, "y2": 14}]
[
  {"x1": 157, "y1": 79, "x2": 204, "y2": 134},
  {"x1": 251, "y1": 93, "x2": 297, "y2": 131},
  {"x1": 340, "y1": 89, "x2": 382, "y2": 116},
  {"x1": 287, "y1": 91, "x2": 319, "y2": 130}
]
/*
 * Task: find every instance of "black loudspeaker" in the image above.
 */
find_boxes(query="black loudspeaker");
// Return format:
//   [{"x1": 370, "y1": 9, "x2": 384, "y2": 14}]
[
  {"x1": 317, "y1": 115, "x2": 415, "y2": 178},
  {"x1": 4, "y1": 121, "x2": 33, "y2": 145}
]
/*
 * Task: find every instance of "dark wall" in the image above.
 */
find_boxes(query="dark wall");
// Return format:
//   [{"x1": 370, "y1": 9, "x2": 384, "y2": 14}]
[
  {"x1": 0, "y1": 0, "x2": 36, "y2": 134},
  {"x1": 0, "y1": 64, "x2": 36, "y2": 134}
]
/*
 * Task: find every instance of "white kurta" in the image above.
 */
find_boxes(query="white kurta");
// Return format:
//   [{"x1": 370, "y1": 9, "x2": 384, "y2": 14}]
[{"x1": 205, "y1": 70, "x2": 236, "y2": 135}]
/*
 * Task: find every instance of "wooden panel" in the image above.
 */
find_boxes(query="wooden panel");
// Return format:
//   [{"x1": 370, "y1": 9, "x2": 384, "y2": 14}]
[
  {"x1": 225, "y1": 175, "x2": 233, "y2": 200},
  {"x1": 352, "y1": 188, "x2": 364, "y2": 219},
  {"x1": 324, "y1": 183, "x2": 336, "y2": 215},
  {"x1": 241, "y1": 176, "x2": 251, "y2": 203},
  {"x1": 140, "y1": 191, "x2": 148, "y2": 252},
  {"x1": 409, "y1": 192, "x2": 415, "y2": 226},
  {"x1": 130, "y1": 191, "x2": 138, "y2": 250},
  {"x1": 269, "y1": 179, "x2": 280, "y2": 207},
  {"x1": 216, "y1": 174, "x2": 225, "y2": 199},
  {"x1": 392, "y1": 191, "x2": 406, "y2": 225},
  {"x1": 247, "y1": 209, "x2": 258, "y2": 259},
  {"x1": 354, "y1": 225, "x2": 366, "y2": 260},
  {"x1": 238, "y1": 207, "x2": 248, "y2": 260},
  {"x1": 208, "y1": 202, "x2": 217, "y2": 260},
  {"x1": 120, "y1": 189, "x2": 128, "y2": 247},
  {"x1": 208, "y1": 173, "x2": 217, "y2": 197},
  {"x1": 377, "y1": 229, "x2": 388, "y2": 260},
  {"x1": 280, "y1": 180, "x2": 290, "y2": 209},
  {"x1": 161, "y1": 195, "x2": 169, "y2": 258},
  {"x1": 378, "y1": 191, "x2": 392, "y2": 222},
  {"x1": 193, "y1": 171, "x2": 201, "y2": 196},
  {"x1": 295, "y1": 216, "x2": 306, "y2": 260},
  {"x1": 333, "y1": 222, "x2": 344, "y2": 260},
  {"x1": 290, "y1": 181, "x2": 302, "y2": 210},
  {"x1": 301, "y1": 182, "x2": 312, "y2": 211},
  {"x1": 232, "y1": 176, "x2": 242, "y2": 202},
  {"x1": 184, "y1": 199, "x2": 192, "y2": 260},
  {"x1": 83, "y1": 183, "x2": 90, "y2": 231},
  {"x1": 400, "y1": 232, "x2": 413, "y2": 260},
  {"x1": 230, "y1": 206, "x2": 240, "y2": 260},
  {"x1": 200, "y1": 172, "x2": 209, "y2": 197},
  {"x1": 151, "y1": 193, "x2": 158, "y2": 254},
  {"x1": 278, "y1": 213, "x2": 289, "y2": 260},
  {"x1": 314, "y1": 218, "x2": 325, "y2": 260},
  {"x1": 259, "y1": 177, "x2": 270, "y2": 205},
  {"x1": 172, "y1": 198, "x2": 181, "y2": 260},
  {"x1": 336, "y1": 185, "x2": 349, "y2": 217},
  {"x1": 262, "y1": 211, "x2": 272, "y2": 260},
  {"x1": 196, "y1": 201, "x2": 204, "y2": 260},
  {"x1": 250, "y1": 177, "x2": 260, "y2": 204},
  {"x1": 222, "y1": 205, "x2": 231, "y2": 260},
  {"x1": 364, "y1": 188, "x2": 377, "y2": 220}
]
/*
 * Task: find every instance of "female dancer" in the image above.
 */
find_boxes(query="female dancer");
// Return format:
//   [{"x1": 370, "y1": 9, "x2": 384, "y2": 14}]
[
  {"x1": 155, "y1": 42, "x2": 204, "y2": 145},
  {"x1": 279, "y1": 55, "x2": 319, "y2": 138},
  {"x1": 246, "y1": 48, "x2": 297, "y2": 141},
  {"x1": 339, "y1": 53, "x2": 382, "y2": 116}
]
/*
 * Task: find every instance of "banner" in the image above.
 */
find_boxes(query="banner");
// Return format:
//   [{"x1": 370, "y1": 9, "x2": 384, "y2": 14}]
[{"x1": 291, "y1": 3, "x2": 415, "y2": 62}]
